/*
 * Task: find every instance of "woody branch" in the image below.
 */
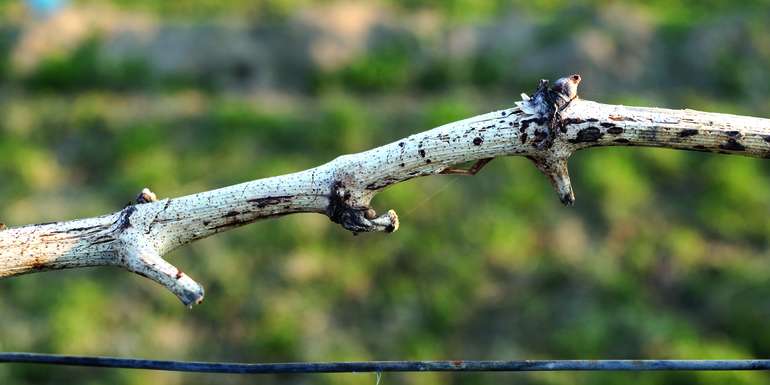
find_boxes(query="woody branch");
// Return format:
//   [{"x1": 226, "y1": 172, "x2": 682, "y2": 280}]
[{"x1": 1, "y1": 75, "x2": 770, "y2": 306}]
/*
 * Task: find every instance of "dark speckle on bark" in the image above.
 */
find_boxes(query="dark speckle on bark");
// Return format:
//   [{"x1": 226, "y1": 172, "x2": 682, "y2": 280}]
[
  {"x1": 561, "y1": 118, "x2": 584, "y2": 126},
  {"x1": 116, "y1": 206, "x2": 136, "y2": 231},
  {"x1": 568, "y1": 127, "x2": 603, "y2": 143},
  {"x1": 520, "y1": 117, "x2": 548, "y2": 131},
  {"x1": 520, "y1": 133, "x2": 528, "y2": 144},
  {"x1": 532, "y1": 130, "x2": 548, "y2": 146},
  {"x1": 607, "y1": 127, "x2": 623, "y2": 135},
  {"x1": 720, "y1": 138, "x2": 746, "y2": 151},
  {"x1": 247, "y1": 195, "x2": 292, "y2": 208},
  {"x1": 418, "y1": 149, "x2": 426, "y2": 158},
  {"x1": 678, "y1": 129, "x2": 698, "y2": 138},
  {"x1": 61, "y1": 225, "x2": 102, "y2": 234},
  {"x1": 366, "y1": 176, "x2": 403, "y2": 190},
  {"x1": 473, "y1": 137, "x2": 483, "y2": 146}
]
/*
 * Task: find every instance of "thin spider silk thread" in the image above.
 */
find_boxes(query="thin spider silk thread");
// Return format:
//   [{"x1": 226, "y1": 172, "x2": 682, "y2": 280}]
[{"x1": 405, "y1": 178, "x2": 457, "y2": 215}]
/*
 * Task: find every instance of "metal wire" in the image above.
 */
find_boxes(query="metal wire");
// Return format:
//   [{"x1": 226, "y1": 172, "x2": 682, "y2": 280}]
[{"x1": 2, "y1": 353, "x2": 770, "y2": 373}]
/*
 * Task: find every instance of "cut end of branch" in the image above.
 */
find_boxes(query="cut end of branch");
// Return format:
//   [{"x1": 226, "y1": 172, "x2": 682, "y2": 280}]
[
  {"x1": 174, "y1": 273, "x2": 205, "y2": 307},
  {"x1": 136, "y1": 187, "x2": 158, "y2": 204},
  {"x1": 375, "y1": 209, "x2": 399, "y2": 233}
]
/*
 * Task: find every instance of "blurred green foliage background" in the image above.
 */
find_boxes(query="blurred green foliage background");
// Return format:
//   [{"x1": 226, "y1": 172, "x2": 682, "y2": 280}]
[{"x1": 2, "y1": 0, "x2": 770, "y2": 384}]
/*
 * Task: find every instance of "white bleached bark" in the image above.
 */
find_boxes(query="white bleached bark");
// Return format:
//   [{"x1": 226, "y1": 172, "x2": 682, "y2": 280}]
[{"x1": 2, "y1": 77, "x2": 770, "y2": 306}]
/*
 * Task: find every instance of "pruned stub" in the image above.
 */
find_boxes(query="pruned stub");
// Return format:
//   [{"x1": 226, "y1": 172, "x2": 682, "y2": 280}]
[
  {"x1": 325, "y1": 181, "x2": 397, "y2": 234},
  {"x1": 326, "y1": 181, "x2": 371, "y2": 233}
]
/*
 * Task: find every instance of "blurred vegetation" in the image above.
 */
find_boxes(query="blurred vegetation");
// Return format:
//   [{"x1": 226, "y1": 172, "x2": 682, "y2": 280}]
[{"x1": 2, "y1": 1, "x2": 770, "y2": 385}]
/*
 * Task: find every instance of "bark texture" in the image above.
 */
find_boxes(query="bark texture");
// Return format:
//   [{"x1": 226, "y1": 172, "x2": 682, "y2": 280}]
[{"x1": 2, "y1": 75, "x2": 770, "y2": 306}]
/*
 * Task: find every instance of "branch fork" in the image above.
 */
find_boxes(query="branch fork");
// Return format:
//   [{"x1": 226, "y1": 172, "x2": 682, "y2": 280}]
[
  {"x1": 119, "y1": 237, "x2": 204, "y2": 307},
  {"x1": 109, "y1": 190, "x2": 204, "y2": 306}
]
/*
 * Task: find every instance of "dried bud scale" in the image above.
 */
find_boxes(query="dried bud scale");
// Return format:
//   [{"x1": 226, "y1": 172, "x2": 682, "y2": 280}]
[{"x1": 136, "y1": 188, "x2": 158, "y2": 204}]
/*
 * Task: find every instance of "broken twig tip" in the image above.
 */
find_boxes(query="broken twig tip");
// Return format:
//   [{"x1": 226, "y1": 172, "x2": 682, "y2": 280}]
[{"x1": 528, "y1": 155, "x2": 575, "y2": 206}]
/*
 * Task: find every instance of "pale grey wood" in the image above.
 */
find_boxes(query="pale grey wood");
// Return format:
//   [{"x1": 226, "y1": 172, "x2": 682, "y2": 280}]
[{"x1": 2, "y1": 79, "x2": 769, "y2": 306}]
